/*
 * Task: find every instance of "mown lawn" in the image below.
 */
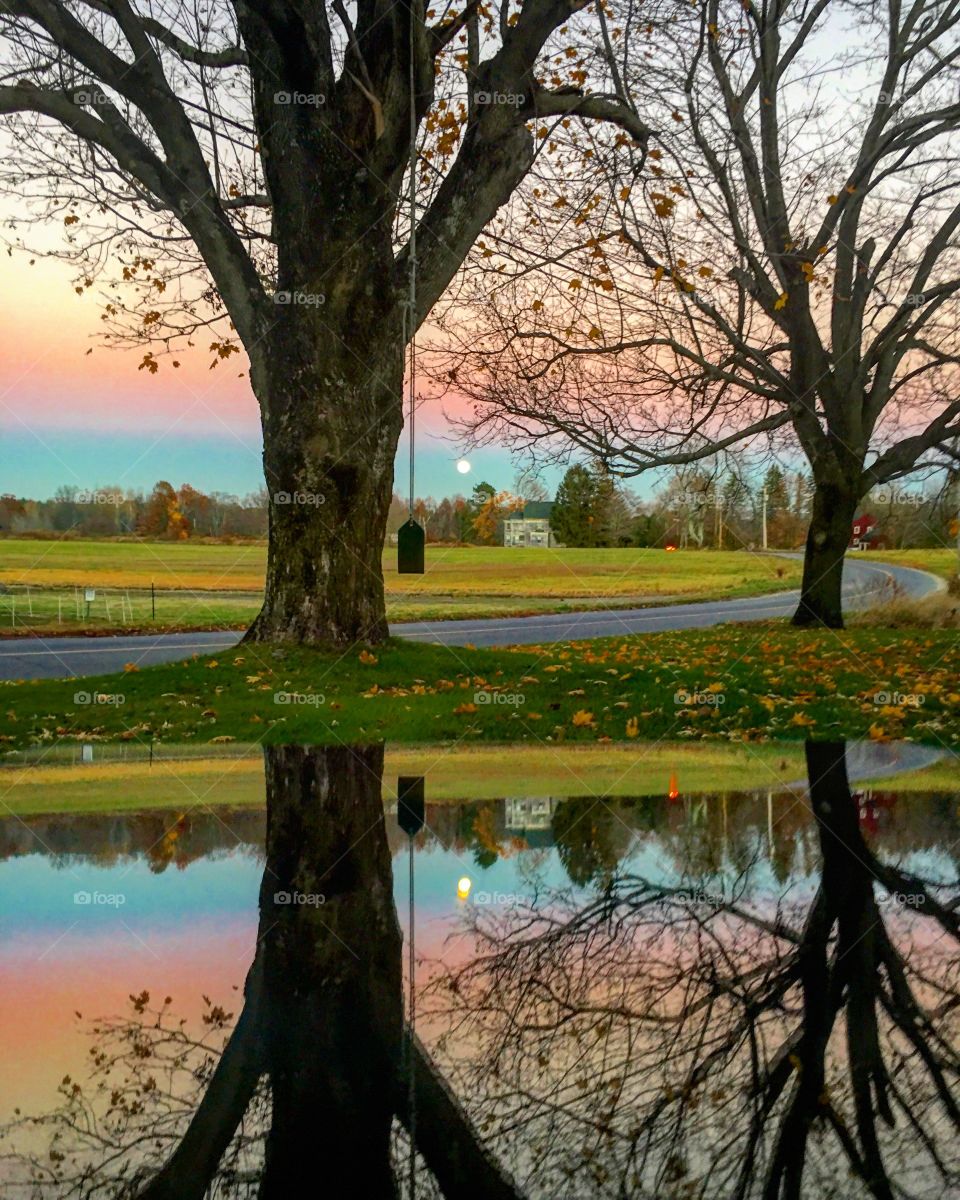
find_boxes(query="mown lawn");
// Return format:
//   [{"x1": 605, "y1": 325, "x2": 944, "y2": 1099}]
[{"x1": 2, "y1": 625, "x2": 958, "y2": 750}]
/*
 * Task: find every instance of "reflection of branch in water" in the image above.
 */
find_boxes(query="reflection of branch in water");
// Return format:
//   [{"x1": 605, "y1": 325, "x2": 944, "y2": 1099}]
[
  {"x1": 425, "y1": 741, "x2": 960, "y2": 1199},
  {"x1": 1, "y1": 744, "x2": 525, "y2": 1200},
  {"x1": 0, "y1": 992, "x2": 268, "y2": 1197}
]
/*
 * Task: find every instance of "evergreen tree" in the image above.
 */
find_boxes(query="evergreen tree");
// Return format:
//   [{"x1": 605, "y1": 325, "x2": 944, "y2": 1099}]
[{"x1": 551, "y1": 466, "x2": 600, "y2": 547}]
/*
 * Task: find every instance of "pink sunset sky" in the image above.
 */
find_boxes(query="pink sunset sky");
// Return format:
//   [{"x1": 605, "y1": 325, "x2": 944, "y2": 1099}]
[{"x1": 0, "y1": 247, "x2": 523, "y2": 500}]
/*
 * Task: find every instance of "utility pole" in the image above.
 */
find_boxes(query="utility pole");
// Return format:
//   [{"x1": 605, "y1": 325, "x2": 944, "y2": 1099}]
[
  {"x1": 953, "y1": 475, "x2": 960, "y2": 579},
  {"x1": 761, "y1": 486, "x2": 768, "y2": 551},
  {"x1": 715, "y1": 490, "x2": 724, "y2": 550}
]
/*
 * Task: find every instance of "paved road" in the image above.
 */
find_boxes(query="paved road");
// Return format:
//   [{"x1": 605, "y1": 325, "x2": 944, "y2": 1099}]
[{"x1": 0, "y1": 556, "x2": 943, "y2": 680}]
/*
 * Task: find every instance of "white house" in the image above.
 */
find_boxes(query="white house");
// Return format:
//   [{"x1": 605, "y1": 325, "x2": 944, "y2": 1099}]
[{"x1": 503, "y1": 501, "x2": 562, "y2": 548}]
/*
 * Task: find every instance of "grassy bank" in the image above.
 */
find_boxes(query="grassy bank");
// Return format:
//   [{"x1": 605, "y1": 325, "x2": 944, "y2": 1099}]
[{"x1": 2, "y1": 625, "x2": 959, "y2": 751}]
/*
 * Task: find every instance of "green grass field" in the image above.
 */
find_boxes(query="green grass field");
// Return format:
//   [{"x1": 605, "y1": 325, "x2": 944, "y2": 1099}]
[
  {"x1": 0, "y1": 743, "x2": 815, "y2": 815},
  {"x1": 0, "y1": 537, "x2": 267, "y2": 590},
  {"x1": 860, "y1": 547, "x2": 959, "y2": 583},
  {"x1": 2, "y1": 624, "x2": 958, "y2": 750},
  {"x1": 3, "y1": 743, "x2": 950, "y2": 816},
  {"x1": 0, "y1": 539, "x2": 804, "y2": 634}
]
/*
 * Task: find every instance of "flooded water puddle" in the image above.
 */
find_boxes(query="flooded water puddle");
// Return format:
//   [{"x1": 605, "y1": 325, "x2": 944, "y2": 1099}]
[{"x1": 0, "y1": 740, "x2": 957, "y2": 1197}]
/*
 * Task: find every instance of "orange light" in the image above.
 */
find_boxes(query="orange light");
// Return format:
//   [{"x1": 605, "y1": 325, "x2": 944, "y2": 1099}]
[
  {"x1": 664, "y1": 544, "x2": 677, "y2": 551},
  {"x1": 668, "y1": 771, "x2": 680, "y2": 800}
]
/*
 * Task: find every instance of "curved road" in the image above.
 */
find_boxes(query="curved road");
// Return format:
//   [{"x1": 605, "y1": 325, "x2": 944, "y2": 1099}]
[{"x1": 0, "y1": 555, "x2": 943, "y2": 680}]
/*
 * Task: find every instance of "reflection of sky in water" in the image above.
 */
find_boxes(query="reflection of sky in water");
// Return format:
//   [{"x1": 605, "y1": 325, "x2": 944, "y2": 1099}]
[
  {"x1": 0, "y1": 838, "x2": 763, "y2": 959},
  {"x1": 0, "y1": 787, "x2": 957, "y2": 1129},
  {"x1": 2, "y1": 811, "x2": 956, "y2": 955},
  {"x1": 0, "y1": 850, "x2": 263, "y2": 952}
]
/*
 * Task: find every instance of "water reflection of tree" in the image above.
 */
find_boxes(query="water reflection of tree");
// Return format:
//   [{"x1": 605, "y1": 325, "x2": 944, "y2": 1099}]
[
  {"x1": 1, "y1": 745, "x2": 523, "y2": 1200},
  {"x1": 426, "y1": 742, "x2": 960, "y2": 1199}
]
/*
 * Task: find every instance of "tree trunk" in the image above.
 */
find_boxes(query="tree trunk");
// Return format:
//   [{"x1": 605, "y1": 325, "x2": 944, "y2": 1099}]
[
  {"x1": 792, "y1": 479, "x2": 859, "y2": 628},
  {"x1": 258, "y1": 743, "x2": 403, "y2": 1198},
  {"x1": 245, "y1": 315, "x2": 404, "y2": 648},
  {"x1": 136, "y1": 953, "x2": 266, "y2": 1200}
]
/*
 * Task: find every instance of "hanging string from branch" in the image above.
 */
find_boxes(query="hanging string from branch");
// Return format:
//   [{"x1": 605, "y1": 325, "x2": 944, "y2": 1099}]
[
  {"x1": 407, "y1": 2, "x2": 418, "y2": 519},
  {"x1": 398, "y1": 2, "x2": 426, "y2": 575}
]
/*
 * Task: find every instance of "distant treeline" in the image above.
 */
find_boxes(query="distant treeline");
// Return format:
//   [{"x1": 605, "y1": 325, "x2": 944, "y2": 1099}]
[
  {"x1": 2, "y1": 463, "x2": 953, "y2": 549},
  {"x1": 0, "y1": 482, "x2": 268, "y2": 539}
]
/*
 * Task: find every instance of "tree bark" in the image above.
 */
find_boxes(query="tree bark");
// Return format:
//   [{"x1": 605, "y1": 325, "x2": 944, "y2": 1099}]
[
  {"x1": 244, "y1": 313, "x2": 404, "y2": 648},
  {"x1": 792, "y1": 479, "x2": 860, "y2": 628}
]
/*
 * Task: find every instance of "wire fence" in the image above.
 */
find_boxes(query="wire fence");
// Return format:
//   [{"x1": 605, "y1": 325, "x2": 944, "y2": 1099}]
[
  {"x1": 0, "y1": 741, "x2": 262, "y2": 768},
  {"x1": 0, "y1": 583, "x2": 261, "y2": 631}
]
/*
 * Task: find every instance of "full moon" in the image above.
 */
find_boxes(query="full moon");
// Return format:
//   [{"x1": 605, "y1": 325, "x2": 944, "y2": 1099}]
[{"x1": 456, "y1": 458, "x2": 471, "y2": 474}]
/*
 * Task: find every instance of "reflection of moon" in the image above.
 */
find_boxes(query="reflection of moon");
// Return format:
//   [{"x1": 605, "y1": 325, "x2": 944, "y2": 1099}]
[
  {"x1": 456, "y1": 459, "x2": 471, "y2": 474},
  {"x1": 457, "y1": 876, "x2": 472, "y2": 899}
]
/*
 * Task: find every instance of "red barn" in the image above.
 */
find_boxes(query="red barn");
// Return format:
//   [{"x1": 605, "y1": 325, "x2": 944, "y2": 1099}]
[{"x1": 849, "y1": 513, "x2": 886, "y2": 551}]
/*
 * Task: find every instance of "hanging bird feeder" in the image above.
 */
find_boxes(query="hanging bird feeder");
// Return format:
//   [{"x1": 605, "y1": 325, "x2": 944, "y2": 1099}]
[
  {"x1": 397, "y1": 517, "x2": 425, "y2": 575},
  {"x1": 397, "y1": 775, "x2": 425, "y2": 837},
  {"x1": 398, "y1": 45, "x2": 425, "y2": 577}
]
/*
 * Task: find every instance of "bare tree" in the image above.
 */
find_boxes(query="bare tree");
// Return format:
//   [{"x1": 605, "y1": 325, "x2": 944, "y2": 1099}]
[
  {"x1": 423, "y1": 744, "x2": 960, "y2": 1197},
  {"x1": 445, "y1": 0, "x2": 960, "y2": 626},
  {"x1": 0, "y1": 0, "x2": 649, "y2": 645}
]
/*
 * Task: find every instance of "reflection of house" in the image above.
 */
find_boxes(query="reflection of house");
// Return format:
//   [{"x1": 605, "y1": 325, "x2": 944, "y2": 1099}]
[
  {"x1": 850, "y1": 513, "x2": 886, "y2": 551},
  {"x1": 506, "y1": 796, "x2": 557, "y2": 830},
  {"x1": 503, "y1": 501, "x2": 561, "y2": 548}
]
